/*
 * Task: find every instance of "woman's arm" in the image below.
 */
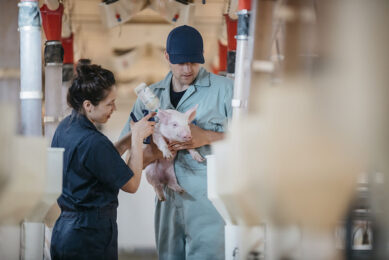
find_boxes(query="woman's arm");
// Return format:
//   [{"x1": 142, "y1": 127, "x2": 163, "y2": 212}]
[
  {"x1": 121, "y1": 136, "x2": 143, "y2": 193},
  {"x1": 121, "y1": 112, "x2": 156, "y2": 193}
]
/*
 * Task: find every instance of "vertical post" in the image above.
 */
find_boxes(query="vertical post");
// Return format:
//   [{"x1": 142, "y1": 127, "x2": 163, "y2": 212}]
[
  {"x1": 61, "y1": 33, "x2": 74, "y2": 116},
  {"x1": 43, "y1": 41, "x2": 63, "y2": 142},
  {"x1": 20, "y1": 223, "x2": 45, "y2": 260},
  {"x1": 18, "y1": 0, "x2": 43, "y2": 136},
  {"x1": 18, "y1": 1, "x2": 45, "y2": 259},
  {"x1": 225, "y1": 14, "x2": 238, "y2": 79},
  {"x1": 249, "y1": 0, "x2": 277, "y2": 113},
  {"x1": 231, "y1": 2, "x2": 252, "y2": 120},
  {"x1": 41, "y1": 3, "x2": 64, "y2": 142}
]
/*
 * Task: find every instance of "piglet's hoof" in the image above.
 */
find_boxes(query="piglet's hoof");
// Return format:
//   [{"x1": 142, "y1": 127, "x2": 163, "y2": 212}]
[
  {"x1": 194, "y1": 155, "x2": 205, "y2": 163},
  {"x1": 158, "y1": 196, "x2": 166, "y2": 201}
]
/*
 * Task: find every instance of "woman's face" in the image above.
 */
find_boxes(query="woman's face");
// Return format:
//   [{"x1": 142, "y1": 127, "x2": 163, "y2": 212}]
[{"x1": 86, "y1": 85, "x2": 117, "y2": 124}]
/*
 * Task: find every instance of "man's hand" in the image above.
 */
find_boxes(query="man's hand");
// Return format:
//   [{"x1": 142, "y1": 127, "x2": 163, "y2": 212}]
[
  {"x1": 168, "y1": 124, "x2": 221, "y2": 151},
  {"x1": 143, "y1": 140, "x2": 177, "y2": 168}
]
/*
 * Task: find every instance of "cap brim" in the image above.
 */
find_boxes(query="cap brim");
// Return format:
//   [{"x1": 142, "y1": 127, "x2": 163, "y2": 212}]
[{"x1": 169, "y1": 53, "x2": 205, "y2": 64}]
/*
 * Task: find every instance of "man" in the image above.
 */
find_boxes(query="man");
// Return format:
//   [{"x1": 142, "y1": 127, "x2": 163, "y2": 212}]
[{"x1": 120, "y1": 25, "x2": 233, "y2": 260}]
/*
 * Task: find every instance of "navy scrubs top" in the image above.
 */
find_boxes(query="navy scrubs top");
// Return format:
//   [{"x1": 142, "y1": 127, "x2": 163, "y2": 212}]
[{"x1": 51, "y1": 111, "x2": 133, "y2": 211}]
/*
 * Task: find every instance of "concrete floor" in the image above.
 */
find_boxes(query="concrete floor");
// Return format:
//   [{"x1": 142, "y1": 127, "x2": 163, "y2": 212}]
[{"x1": 119, "y1": 249, "x2": 158, "y2": 260}]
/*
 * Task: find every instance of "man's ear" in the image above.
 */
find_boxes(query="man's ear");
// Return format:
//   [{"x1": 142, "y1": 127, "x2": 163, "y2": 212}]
[
  {"x1": 164, "y1": 51, "x2": 170, "y2": 62},
  {"x1": 82, "y1": 100, "x2": 92, "y2": 113}
]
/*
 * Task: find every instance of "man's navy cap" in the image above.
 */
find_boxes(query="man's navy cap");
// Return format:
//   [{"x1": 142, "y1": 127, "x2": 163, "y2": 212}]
[{"x1": 166, "y1": 25, "x2": 205, "y2": 64}]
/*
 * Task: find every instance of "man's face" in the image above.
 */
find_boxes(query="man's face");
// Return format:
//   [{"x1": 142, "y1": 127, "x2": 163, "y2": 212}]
[{"x1": 165, "y1": 52, "x2": 201, "y2": 86}]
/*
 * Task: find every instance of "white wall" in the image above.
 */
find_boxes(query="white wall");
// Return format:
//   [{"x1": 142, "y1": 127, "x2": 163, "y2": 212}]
[{"x1": 103, "y1": 91, "x2": 156, "y2": 250}]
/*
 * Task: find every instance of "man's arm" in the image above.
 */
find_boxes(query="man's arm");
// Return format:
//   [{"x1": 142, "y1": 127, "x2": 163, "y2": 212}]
[
  {"x1": 142, "y1": 141, "x2": 164, "y2": 168},
  {"x1": 168, "y1": 124, "x2": 225, "y2": 151},
  {"x1": 121, "y1": 113, "x2": 156, "y2": 193},
  {"x1": 114, "y1": 132, "x2": 132, "y2": 156}
]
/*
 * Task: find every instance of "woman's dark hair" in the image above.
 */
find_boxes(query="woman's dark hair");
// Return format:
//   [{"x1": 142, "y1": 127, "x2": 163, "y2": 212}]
[{"x1": 67, "y1": 62, "x2": 115, "y2": 112}]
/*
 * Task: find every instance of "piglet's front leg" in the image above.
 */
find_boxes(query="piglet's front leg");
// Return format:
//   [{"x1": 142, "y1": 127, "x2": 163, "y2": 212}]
[{"x1": 153, "y1": 132, "x2": 173, "y2": 159}]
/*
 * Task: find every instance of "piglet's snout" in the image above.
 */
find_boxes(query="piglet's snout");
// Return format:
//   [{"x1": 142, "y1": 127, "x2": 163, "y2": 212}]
[{"x1": 181, "y1": 132, "x2": 192, "y2": 141}]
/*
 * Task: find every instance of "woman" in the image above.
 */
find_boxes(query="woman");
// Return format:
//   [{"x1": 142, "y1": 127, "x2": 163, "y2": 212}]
[{"x1": 50, "y1": 63, "x2": 155, "y2": 259}]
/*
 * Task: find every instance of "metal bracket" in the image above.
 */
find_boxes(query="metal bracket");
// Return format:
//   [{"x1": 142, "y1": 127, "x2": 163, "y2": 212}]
[
  {"x1": 252, "y1": 60, "x2": 274, "y2": 73},
  {"x1": 46, "y1": 63, "x2": 63, "y2": 66},
  {"x1": 44, "y1": 116, "x2": 63, "y2": 123},
  {"x1": 235, "y1": 35, "x2": 249, "y2": 40},
  {"x1": 20, "y1": 91, "x2": 43, "y2": 100},
  {"x1": 18, "y1": 26, "x2": 41, "y2": 32}
]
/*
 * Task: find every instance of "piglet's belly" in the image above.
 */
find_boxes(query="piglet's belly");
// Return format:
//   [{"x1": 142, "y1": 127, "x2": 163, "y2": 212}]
[{"x1": 148, "y1": 159, "x2": 175, "y2": 184}]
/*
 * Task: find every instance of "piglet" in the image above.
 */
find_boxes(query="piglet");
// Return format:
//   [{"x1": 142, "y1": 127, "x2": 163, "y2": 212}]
[{"x1": 144, "y1": 105, "x2": 204, "y2": 201}]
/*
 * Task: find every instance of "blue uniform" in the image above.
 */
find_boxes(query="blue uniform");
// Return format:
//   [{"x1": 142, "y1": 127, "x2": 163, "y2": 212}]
[
  {"x1": 121, "y1": 68, "x2": 233, "y2": 259},
  {"x1": 51, "y1": 111, "x2": 132, "y2": 260}
]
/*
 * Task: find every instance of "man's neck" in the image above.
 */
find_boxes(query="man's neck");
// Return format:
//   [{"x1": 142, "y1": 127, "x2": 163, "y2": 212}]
[{"x1": 171, "y1": 76, "x2": 190, "y2": 92}]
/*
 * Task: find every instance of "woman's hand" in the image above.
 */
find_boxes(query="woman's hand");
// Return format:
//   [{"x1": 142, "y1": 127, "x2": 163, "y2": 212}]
[{"x1": 130, "y1": 112, "x2": 156, "y2": 141}]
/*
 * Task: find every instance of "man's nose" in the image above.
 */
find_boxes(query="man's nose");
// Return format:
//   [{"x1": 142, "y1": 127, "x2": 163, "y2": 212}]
[{"x1": 183, "y1": 63, "x2": 192, "y2": 73}]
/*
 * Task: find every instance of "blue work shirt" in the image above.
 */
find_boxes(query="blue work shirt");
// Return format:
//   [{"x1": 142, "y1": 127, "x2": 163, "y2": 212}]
[
  {"x1": 120, "y1": 67, "x2": 233, "y2": 174},
  {"x1": 52, "y1": 111, "x2": 133, "y2": 211}
]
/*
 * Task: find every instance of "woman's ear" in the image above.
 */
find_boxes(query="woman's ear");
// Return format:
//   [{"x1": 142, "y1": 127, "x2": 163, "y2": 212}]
[{"x1": 82, "y1": 100, "x2": 93, "y2": 114}]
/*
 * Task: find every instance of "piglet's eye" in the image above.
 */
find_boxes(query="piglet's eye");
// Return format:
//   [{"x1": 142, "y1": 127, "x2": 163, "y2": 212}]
[{"x1": 172, "y1": 123, "x2": 178, "y2": 127}]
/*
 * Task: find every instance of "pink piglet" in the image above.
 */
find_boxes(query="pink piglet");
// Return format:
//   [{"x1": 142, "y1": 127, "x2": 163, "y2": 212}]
[{"x1": 144, "y1": 105, "x2": 204, "y2": 201}]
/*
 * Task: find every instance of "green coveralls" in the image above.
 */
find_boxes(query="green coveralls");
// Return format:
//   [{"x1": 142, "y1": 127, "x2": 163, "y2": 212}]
[{"x1": 120, "y1": 67, "x2": 233, "y2": 259}]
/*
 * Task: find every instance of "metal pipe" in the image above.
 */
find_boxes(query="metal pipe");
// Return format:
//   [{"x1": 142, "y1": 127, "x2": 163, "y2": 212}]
[
  {"x1": 44, "y1": 41, "x2": 63, "y2": 142},
  {"x1": 232, "y1": 8, "x2": 251, "y2": 120},
  {"x1": 61, "y1": 34, "x2": 74, "y2": 116},
  {"x1": 18, "y1": 0, "x2": 43, "y2": 136},
  {"x1": 62, "y1": 64, "x2": 73, "y2": 115},
  {"x1": 225, "y1": 13, "x2": 238, "y2": 79},
  {"x1": 44, "y1": 65, "x2": 63, "y2": 141},
  {"x1": 18, "y1": 2, "x2": 45, "y2": 259}
]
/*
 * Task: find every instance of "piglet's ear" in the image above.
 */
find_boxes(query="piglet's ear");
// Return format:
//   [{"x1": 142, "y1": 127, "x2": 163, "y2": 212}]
[
  {"x1": 185, "y1": 104, "x2": 198, "y2": 123},
  {"x1": 157, "y1": 110, "x2": 170, "y2": 124}
]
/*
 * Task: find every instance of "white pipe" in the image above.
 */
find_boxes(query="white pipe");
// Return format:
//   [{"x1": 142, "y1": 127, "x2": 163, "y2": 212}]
[
  {"x1": 44, "y1": 64, "x2": 63, "y2": 142},
  {"x1": 20, "y1": 222, "x2": 45, "y2": 260},
  {"x1": 232, "y1": 9, "x2": 251, "y2": 120},
  {"x1": 61, "y1": 72, "x2": 72, "y2": 116},
  {"x1": 232, "y1": 39, "x2": 249, "y2": 120},
  {"x1": 18, "y1": 0, "x2": 43, "y2": 136}
]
